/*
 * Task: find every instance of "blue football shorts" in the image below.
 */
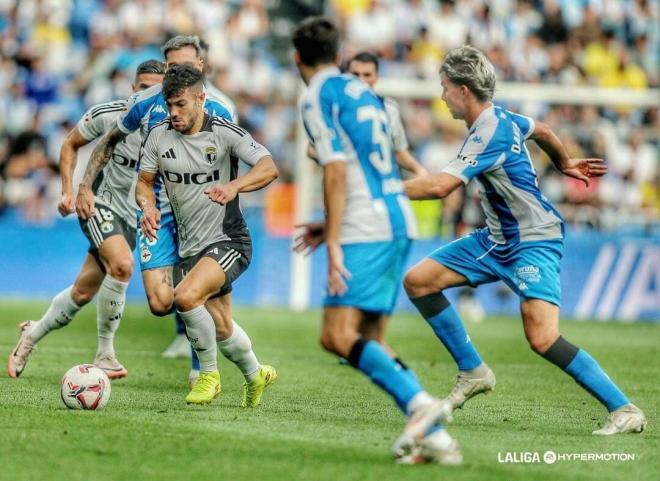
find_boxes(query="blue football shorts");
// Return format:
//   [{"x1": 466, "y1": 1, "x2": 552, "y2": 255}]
[
  {"x1": 137, "y1": 210, "x2": 179, "y2": 271},
  {"x1": 427, "y1": 228, "x2": 563, "y2": 306},
  {"x1": 323, "y1": 237, "x2": 411, "y2": 315}
]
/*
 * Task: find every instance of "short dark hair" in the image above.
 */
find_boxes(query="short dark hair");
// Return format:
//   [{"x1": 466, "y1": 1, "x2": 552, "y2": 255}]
[
  {"x1": 348, "y1": 52, "x2": 379, "y2": 71},
  {"x1": 292, "y1": 17, "x2": 339, "y2": 67},
  {"x1": 135, "y1": 59, "x2": 166, "y2": 79},
  {"x1": 162, "y1": 64, "x2": 203, "y2": 99}
]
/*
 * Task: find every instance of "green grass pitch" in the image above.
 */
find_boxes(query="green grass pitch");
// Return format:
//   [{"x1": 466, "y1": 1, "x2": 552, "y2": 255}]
[{"x1": 0, "y1": 300, "x2": 657, "y2": 481}]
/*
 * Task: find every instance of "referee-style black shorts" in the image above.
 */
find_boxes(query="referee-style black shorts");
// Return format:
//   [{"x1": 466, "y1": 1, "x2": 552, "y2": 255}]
[
  {"x1": 79, "y1": 203, "x2": 136, "y2": 258},
  {"x1": 177, "y1": 239, "x2": 252, "y2": 298}
]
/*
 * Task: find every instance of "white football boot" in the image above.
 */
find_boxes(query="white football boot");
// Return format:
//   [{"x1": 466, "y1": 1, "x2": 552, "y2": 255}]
[
  {"x1": 444, "y1": 363, "x2": 496, "y2": 409},
  {"x1": 593, "y1": 404, "x2": 647, "y2": 435},
  {"x1": 396, "y1": 428, "x2": 462, "y2": 465},
  {"x1": 392, "y1": 399, "x2": 453, "y2": 459},
  {"x1": 7, "y1": 321, "x2": 36, "y2": 378}
]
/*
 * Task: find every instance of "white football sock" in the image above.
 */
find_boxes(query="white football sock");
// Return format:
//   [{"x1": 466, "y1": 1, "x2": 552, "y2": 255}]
[
  {"x1": 96, "y1": 275, "x2": 128, "y2": 355},
  {"x1": 217, "y1": 320, "x2": 260, "y2": 382},
  {"x1": 27, "y1": 286, "x2": 82, "y2": 343},
  {"x1": 406, "y1": 391, "x2": 435, "y2": 416},
  {"x1": 178, "y1": 306, "x2": 217, "y2": 372}
]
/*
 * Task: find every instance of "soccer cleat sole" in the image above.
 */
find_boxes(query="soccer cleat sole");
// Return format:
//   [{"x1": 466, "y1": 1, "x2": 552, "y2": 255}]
[
  {"x1": 186, "y1": 390, "x2": 221, "y2": 405},
  {"x1": 101, "y1": 368, "x2": 128, "y2": 380}
]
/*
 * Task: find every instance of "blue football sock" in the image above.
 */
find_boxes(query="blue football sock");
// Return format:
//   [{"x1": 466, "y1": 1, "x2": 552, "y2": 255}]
[
  {"x1": 348, "y1": 339, "x2": 423, "y2": 414},
  {"x1": 191, "y1": 345, "x2": 200, "y2": 371},
  {"x1": 175, "y1": 311, "x2": 186, "y2": 335},
  {"x1": 543, "y1": 336, "x2": 629, "y2": 412},
  {"x1": 411, "y1": 292, "x2": 482, "y2": 371}
]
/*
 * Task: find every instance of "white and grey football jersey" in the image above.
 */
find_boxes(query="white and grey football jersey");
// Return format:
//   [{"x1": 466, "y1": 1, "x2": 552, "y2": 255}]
[
  {"x1": 77, "y1": 100, "x2": 140, "y2": 226},
  {"x1": 382, "y1": 96, "x2": 409, "y2": 152},
  {"x1": 139, "y1": 114, "x2": 271, "y2": 258},
  {"x1": 118, "y1": 83, "x2": 236, "y2": 215}
]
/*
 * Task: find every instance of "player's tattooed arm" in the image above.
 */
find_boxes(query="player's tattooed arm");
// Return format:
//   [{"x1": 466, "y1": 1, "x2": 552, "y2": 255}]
[
  {"x1": 58, "y1": 127, "x2": 90, "y2": 217},
  {"x1": 205, "y1": 155, "x2": 279, "y2": 205},
  {"x1": 530, "y1": 121, "x2": 607, "y2": 187},
  {"x1": 75, "y1": 125, "x2": 127, "y2": 219},
  {"x1": 136, "y1": 170, "x2": 160, "y2": 241}
]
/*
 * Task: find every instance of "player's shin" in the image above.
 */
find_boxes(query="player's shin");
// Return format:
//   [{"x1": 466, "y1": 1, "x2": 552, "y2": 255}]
[
  {"x1": 542, "y1": 336, "x2": 630, "y2": 412},
  {"x1": 178, "y1": 305, "x2": 218, "y2": 372},
  {"x1": 410, "y1": 292, "x2": 483, "y2": 371},
  {"x1": 28, "y1": 286, "x2": 82, "y2": 343},
  {"x1": 217, "y1": 320, "x2": 260, "y2": 381},
  {"x1": 96, "y1": 275, "x2": 128, "y2": 354},
  {"x1": 348, "y1": 338, "x2": 428, "y2": 415}
]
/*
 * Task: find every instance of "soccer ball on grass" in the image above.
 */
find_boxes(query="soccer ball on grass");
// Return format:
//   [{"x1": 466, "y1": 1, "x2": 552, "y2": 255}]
[{"x1": 60, "y1": 364, "x2": 111, "y2": 410}]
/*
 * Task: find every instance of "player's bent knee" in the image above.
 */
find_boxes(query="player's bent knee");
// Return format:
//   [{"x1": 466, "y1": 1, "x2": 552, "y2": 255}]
[
  {"x1": 320, "y1": 329, "x2": 352, "y2": 357},
  {"x1": 527, "y1": 333, "x2": 557, "y2": 355},
  {"x1": 173, "y1": 285, "x2": 204, "y2": 312},
  {"x1": 146, "y1": 295, "x2": 172, "y2": 317},
  {"x1": 404, "y1": 269, "x2": 441, "y2": 298},
  {"x1": 108, "y1": 257, "x2": 134, "y2": 282},
  {"x1": 70, "y1": 285, "x2": 95, "y2": 306}
]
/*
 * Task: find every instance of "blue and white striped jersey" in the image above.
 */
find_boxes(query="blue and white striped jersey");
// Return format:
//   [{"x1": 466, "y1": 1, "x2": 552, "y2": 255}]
[
  {"x1": 443, "y1": 105, "x2": 563, "y2": 244},
  {"x1": 117, "y1": 82, "x2": 236, "y2": 213},
  {"x1": 300, "y1": 66, "x2": 417, "y2": 244}
]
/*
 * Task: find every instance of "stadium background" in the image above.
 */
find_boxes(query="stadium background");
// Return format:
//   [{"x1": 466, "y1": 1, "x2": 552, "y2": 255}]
[{"x1": 0, "y1": 0, "x2": 657, "y2": 322}]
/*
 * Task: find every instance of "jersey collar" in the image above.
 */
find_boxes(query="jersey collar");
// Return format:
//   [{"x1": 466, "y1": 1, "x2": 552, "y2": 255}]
[
  {"x1": 469, "y1": 103, "x2": 495, "y2": 133},
  {"x1": 308, "y1": 65, "x2": 340, "y2": 89}
]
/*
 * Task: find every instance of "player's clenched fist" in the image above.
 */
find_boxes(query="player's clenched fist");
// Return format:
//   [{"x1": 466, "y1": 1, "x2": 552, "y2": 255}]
[
  {"x1": 75, "y1": 185, "x2": 96, "y2": 219},
  {"x1": 140, "y1": 205, "x2": 161, "y2": 242},
  {"x1": 205, "y1": 184, "x2": 238, "y2": 205},
  {"x1": 58, "y1": 192, "x2": 76, "y2": 217}
]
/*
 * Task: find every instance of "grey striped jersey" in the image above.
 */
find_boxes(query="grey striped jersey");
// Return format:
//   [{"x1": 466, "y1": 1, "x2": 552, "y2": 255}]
[
  {"x1": 139, "y1": 114, "x2": 271, "y2": 258},
  {"x1": 442, "y1": 105, "x2": 563, "y2": 244},
  {"x1": 382, "y1": 96, "x2": 409, "y2": 151},
  {"x1": 77, "y1": 100, "x2": 140, "y2": 226}
]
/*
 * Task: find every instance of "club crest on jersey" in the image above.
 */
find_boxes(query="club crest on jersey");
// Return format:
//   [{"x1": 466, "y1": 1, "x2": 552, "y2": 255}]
[
  {"x1": 205, "y1": 146, "x2": 217, "y2": 164},
  {"x1": 100, "y1": 221, "x2": 113, "y2": 234}
]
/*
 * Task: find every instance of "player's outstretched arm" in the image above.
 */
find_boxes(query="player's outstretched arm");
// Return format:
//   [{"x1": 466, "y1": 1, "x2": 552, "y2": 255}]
[
  {"x1": 293, "y1": 222, "x2": 326, "y2": 256},
  {"x1": 530, "y1": 121, "x2": 607, "y2": 187},
  {"x1": 205, "y1": 155, "x2": 279, "y2": 205},
  {"x1": 58, "y1": 127, "x2": 90, "y2": 217},
  {"x1": 76, "y1": 125, "x2": 127, "y2": 219},
  {"x1": 135, "y1": 170, "x2": 160, "y2": 241},
  {"x1": 403, "y1": 172, "x2": 463, "y2": 200}
]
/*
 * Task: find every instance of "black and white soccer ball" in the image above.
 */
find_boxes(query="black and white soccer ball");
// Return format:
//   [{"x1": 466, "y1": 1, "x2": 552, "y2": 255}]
[{"x1": 60, "y1": 364, "x2": 111, "y2": 410}]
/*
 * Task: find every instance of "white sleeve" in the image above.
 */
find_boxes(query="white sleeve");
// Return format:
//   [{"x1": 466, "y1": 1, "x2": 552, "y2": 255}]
[
  {"x1": 77, "y1": 105, "x2": 115, "y2": 141},
  {"x1": 385, "y1": 98, "x2": 409, "y2": 151},
  {"x1": 214, "y1": 118, "x2": 271, "y2": 166},
  {"x1": 138, "y1": 128, "x2": 160, "y2": 174}
]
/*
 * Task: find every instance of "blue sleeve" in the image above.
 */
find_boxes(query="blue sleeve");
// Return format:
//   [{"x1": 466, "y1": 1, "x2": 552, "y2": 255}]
[
  {"x1": 300, "y1": 82, "x2": 346, "y2": 165},
  {"x1": 509, "y1": 111, "x2": 535, "y2": 139},
  {"x1": 204, "y1": 100, "x2": 233, "y2": 122},
  {"x1": 117, "y1": 92, "x2": 152, "y2": 134}
]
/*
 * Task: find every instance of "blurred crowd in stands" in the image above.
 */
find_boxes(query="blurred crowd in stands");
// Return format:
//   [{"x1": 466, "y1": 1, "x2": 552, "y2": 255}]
[{"x1": 0, "y1": 0, "x2": 657, "y2": 236}]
